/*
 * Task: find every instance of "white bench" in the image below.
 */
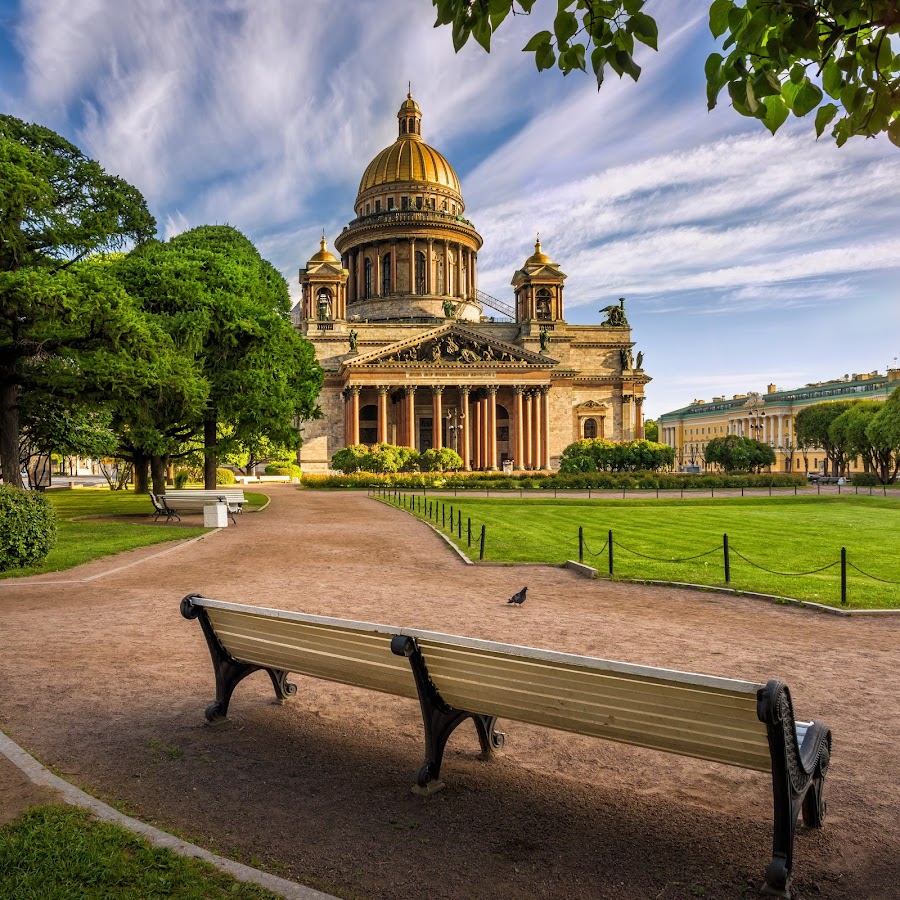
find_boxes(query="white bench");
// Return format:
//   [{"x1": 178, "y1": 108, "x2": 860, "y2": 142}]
[
  {"x1": 164, "y1": 490, "x2": 246, "y2": 524},
  {"x1": 180, "y1": 595, "x2": 832, "y2": 898}
]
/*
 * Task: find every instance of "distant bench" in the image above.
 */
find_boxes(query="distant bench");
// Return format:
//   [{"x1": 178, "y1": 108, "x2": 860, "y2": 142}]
[
  {"x1": 181, "y1": 595, "x2": 832, "y2": 898},
  {"x1": 157, "y1": 490, "x2": 247, "y2": 525}
]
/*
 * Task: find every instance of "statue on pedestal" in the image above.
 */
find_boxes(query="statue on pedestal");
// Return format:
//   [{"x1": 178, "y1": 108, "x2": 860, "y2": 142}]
[
  {"x1": 600, "y1": 297, "x2": 629, "y2": 327},
  {"x1": 348, "y1": 329, "x2": 358, "y2": 353}
]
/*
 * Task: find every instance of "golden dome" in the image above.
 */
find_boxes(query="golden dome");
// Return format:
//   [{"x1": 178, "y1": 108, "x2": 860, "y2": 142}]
[
  {"x1": 356, "y1": 94, "x2": 462, "y2": 200},
  {"x1": 525, "y1": 236, "x2": 551, "y2": 266},
  {"x1": 308, "y1": 234, "x2": 338, "y2": 263}
]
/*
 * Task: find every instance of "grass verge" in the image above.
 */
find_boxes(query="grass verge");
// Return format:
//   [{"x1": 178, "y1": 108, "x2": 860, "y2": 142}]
[
  {"x1": 0, "y1": 804, "x2": 279, "y2": 899},
  {"x1": 392, "y1": 494, "x2": 900, "y2": 609},
  {"x1": 0, "y1": 489, "x2": 268, "y2": 580}
]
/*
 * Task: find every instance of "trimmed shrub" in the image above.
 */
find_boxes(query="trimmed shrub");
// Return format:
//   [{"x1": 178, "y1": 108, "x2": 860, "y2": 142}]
[
  {"x1": 215, "y1": 467, "x2": 236, "y2": 485},
  {"x1": 264, "y1": 461, "x2": 301, "y2": 477},
  {"x1": 173, "y1": 470, "x2": 190, "y2": 489},
  {"x1": 850, "y1": 472, "x2": 881, "y2": 486},
  {"x1": 0, "y1": 485, "x2": 58, "y2": 571},
  {"x1": 420, "y1": 447, "x2": 463, "y2": 472}
]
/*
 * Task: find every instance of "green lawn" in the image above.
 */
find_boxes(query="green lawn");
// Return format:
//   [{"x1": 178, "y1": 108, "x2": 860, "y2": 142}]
[
  {"x1": 0, "y1": 489, "x2": 267, "y2": 580},
  {"x1": 0, "y1": 805, "x2": 279, "y2": 899},
  {"x1": 394, "y1": 494, "x2": 900, "y2": 609}
]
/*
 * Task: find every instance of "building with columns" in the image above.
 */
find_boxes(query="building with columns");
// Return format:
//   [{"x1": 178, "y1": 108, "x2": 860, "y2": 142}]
[
  {"x1": 657, "y1": 369, "x2": 900, "y2": 474},
  {"x1": 296, "y1": 94, "x2": 650, "y2": 472}
]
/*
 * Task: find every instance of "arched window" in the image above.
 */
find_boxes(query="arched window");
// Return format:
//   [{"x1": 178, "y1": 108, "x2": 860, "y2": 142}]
[
  {"x1": 359, "y1": 404, "x2": 378, "y2": 445},
  {"x1": 536, "y1": 288, "x2": 552, "y2": 320},
  {"x1": 315, "y1": 287, "x2": 332, "y2": 320},
  {"x1": 584, "y1": 418, "x2": 598, "y2": 439},
  {"x1": 364, "y1": 258, "x2": 372, "y2": 299},
  {"x1": 415, "y1": 250, "x2": 426, "y2": 294},
  {"x1": 496, "y1": 404, "x2": 510, "y2": 444},
  {"x1": 381, "y1": 252, "x2": 391, "y2": 296}
]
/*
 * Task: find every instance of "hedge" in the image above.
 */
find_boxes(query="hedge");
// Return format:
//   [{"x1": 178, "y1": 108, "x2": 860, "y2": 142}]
[
  {"x1": 300, "y1": 471, "x2": 807, "y2": 491},
  {"x1": 0, "y1": 485, "x2": 58, "y2": 571}
]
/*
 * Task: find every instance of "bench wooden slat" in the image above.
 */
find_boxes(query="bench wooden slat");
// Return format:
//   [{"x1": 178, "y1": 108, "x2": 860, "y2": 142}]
[
  {"x1": 207, "y1": 609, "x2": 415, "y2": 699},
  {"x1": 417, "y1": 640, "x2": 770, "y2": 770}
]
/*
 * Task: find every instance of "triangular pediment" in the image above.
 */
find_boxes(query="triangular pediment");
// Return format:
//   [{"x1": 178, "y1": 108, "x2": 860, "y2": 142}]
[
  {"x1": 576, "y1": 400, "x2": 609, "y2": 411},
  {"x1": 346, "y1": 323, "x2": 557, "y2": 369},
  {"x1": 304, "y1": 260, "x2": 344, "y2": 277}
]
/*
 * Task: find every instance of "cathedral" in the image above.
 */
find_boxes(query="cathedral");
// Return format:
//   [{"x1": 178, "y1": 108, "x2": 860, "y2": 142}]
[{"x1": 295, "y1": 94, "x2": 649, "y2": 473}]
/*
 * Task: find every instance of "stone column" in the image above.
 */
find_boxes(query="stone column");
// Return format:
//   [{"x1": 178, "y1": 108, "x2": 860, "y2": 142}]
[
  {"x1": 432, "y1": 386, "x2": 443, "y2": 450},
  {"x1": 635, "y1": 396, "x2": 645, "y2": 439},
  {"x1": 404, "y1": 386, "x2": 416, "y2": 448},
  {"x1": 408, "y1": 238, "x2": 416, "y2": 294},
  {"x1": 472, "y1": 252, "x2": 477, "y2": 297},
  {"x1": 377, "y1": 386, "x2": 389, "y2": 444},
  {"x1": 540, "y1": 386, "x2": 550, "y2": 470},
  {"x1": 456, "y1": 244, "x2": 463, "y2": 298},
  {"x1": 350, "y1": 386, "x2": 361, "y2": 446},
  {"x1": 487, "y1": 386, "x2": 498, "y2": 471},
  {"x1": 374, "y1": 245, "x2": 381, "y2": 297},
  {"x1": 443, "y1": 240, "x2": 450, "y2": 295},
  {"x1": 356, "y1": 249, "x2": 364, "y2": 301},
  {"x1": 342, "y1": 389, "x2": 350, "y2": 447},
  {"x1": 600, "y1": 416, "x2": 606, "y2": 439},
  {"x1": 390, "y1": 241, "x2": 397, "y2": 293},
  {"x1": 473, "y1": 397, "x2": 482, "y2": 470},
  {"x1": 531, "y1": 391, "x2": 541, "y2": 470},
  {"x1": 460, "y1": 386, "x2": 471, "y2": 471},
  {"x1": 523, "y1": 391, "x2": 533, "y2": 469},
  {"x1": 347, "y1": 253, "x2": 355, "y2": 303},
  {"x1": 426, "y1": 239, "x2": 434, "y2": 294},
  {"x1": 513, "y1": 386, "x2": 524, "y2": 469},
  {"x1": 622, "y1": 395, "x2": 632, "y2": 441}
]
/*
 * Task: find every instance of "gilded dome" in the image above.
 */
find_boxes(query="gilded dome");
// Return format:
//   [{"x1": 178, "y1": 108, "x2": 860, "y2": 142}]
[
  {"x1": 356, "y1": 94, "x2": 462, "y2": 200},
  {"x1": 525, "y1": 237, "x2": 551, "y2": 266},
  {"x1": 308, "y1": 234, "x2": 338, "y2": 263}
]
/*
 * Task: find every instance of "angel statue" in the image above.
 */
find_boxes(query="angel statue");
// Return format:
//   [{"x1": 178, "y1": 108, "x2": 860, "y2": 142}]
[
  {"x1": 539, "y1": 329, "x2": 549, "y2": 353},
  {"x1": 600, "y1": 297, "x2": 629, "y2": 327},
  {"x1": 636, "y1": 350, "x2": 644, "y2": 370},
  {"x1": 348, "y1": 329, "x2": 358, "y2": 353},
  {"x1": 442, "y1": 298, "x2": 455, "y2": 318},
  {"x1": 620, "y1": 347, "x2": 633, "y2": 370}
]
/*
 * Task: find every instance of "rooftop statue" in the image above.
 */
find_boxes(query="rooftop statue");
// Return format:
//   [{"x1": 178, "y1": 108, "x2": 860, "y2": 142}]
[{"x1": 600, "y1": 297, "x2": 629, "y2": 327}]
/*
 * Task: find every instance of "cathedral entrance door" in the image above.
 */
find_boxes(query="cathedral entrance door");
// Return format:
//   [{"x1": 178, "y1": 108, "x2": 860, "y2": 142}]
[{"x1": 419, "y1": 416, "x2": 433, "y2": 452}]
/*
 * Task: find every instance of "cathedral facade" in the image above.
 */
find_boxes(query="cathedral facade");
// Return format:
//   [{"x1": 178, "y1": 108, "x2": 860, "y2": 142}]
[{"x1": 295, "y1": 94, "x2": 649, "y2": 473}]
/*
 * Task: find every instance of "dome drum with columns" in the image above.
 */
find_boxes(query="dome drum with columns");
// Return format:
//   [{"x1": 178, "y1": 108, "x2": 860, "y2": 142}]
[{"x1": 296, "y1": 94, "x2": 650, "y2": 472}]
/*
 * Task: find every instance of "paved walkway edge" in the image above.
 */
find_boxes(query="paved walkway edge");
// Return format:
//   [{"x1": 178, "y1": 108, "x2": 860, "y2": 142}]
[{"x1": 0, "y1": 730, "x2": 336, "y2": 900}]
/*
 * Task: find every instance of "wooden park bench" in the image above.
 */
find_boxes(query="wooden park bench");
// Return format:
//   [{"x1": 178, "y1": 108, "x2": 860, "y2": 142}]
[
  {"x1": 162, "y1": 489, "x2": 247, "y2": 525},
  {"x1": 180, "y1": 594, "x2": 832, "y2": 898},
  {"x1": 149, "y1": 492, "x2": 180, "y2": 523}
]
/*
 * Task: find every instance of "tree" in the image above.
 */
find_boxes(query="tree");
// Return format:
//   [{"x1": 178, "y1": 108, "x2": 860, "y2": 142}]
[
  {"x1": 794, "y1": 400, "x2": 857, "y2": 475},
  {"x1": 112, "y1": 226, "x2": 323, "y2": 491},
  {"x1": 432, "y1": 0, "x2": 900, "y2": 147},
  {"x1": 0, "y1": 114, "x2": 156, "y2": 486},
  {"x1": 559, "y1": 437, "x2": 673, "y2": 472},
  {"x1": 643, "y1": 418, "x2": 658, "y2": 442},
  {"x1": 705, "y1": 434, "x2": 775, "y2": 472},
  {"x1": 865, "y1": 385, "x2": 900, "y2": 482}
]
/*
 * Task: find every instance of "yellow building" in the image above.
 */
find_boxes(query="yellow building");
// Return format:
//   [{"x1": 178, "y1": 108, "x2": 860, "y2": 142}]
[
  {"x1": 294, "y1": 94, "x2": 650, "y2": 472},
  {"x1": 658, "y1": 370, "x2": 900, "y2": 474}
]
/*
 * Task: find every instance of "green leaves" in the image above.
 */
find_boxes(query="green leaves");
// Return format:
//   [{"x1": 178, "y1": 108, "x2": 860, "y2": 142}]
[{"x1": 709, "y1": 0, "x2": 734, "y2": 39}]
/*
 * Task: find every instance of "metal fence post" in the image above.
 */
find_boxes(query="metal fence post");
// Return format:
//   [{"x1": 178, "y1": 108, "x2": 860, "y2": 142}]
[
  {"x1": 458, "y1": 512, "x2": 462, "y2": 540},
  {"x1": 479, "y1": 524, "x2": 486, "y2": 561},
  {"x1": 608, "y1": 529, "x2": 614, "y2": 576},
  {"x1": 442, "y1": 504, "x2": 445, "y2": 527},
  {"x1": 579, "y1": 526, "x2": 584, "y2": 564},
  {"x1": 468, "y1": 517, "x2": 472, "y2": 547},
  {"x1": 723, "y1": 533, "x2": 730, "y2": 584},
  {"x1": 841, "y1": 547, "x2": 847, "y2": 605}
]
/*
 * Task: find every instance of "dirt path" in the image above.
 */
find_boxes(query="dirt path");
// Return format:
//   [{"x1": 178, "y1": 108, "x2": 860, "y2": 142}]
[{"x1": 1, "y1": 486, "x2": 897, "y2": 899}]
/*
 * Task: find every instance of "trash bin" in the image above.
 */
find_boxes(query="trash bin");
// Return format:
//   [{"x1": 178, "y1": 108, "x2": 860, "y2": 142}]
[
  {"x1": 502, "y1": 460, "x2": 513, "y2": 475},
  {"x1": 203, "y1": 502, "x2": 229, "y2": 528}
]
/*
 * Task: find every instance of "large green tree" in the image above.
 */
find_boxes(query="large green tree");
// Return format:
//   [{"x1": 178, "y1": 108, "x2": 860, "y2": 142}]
[
  {"x1": 864, "y1": 385, "x2": 900, "y2": 482},
  {"x1": 704, "y1": 433, "x2": 776, "y2": 472},
  {"x1": 794, "y1": 399, "x2": 857, "y2": 474},
  {"x1": 0, "y1": 114, "x2": 156, "y2": 486},
  {"x1": 432, "y1": 0, "x2": 900, "y2": 146},
  {"x1": 112, "y1": 226, "x2": 323, "y2": 491}
]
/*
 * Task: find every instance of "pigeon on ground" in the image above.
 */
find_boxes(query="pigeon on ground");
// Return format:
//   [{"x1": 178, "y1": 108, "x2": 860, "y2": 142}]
[{"x1": 507, "y1": 587, "x2": 527, "y2": 605}]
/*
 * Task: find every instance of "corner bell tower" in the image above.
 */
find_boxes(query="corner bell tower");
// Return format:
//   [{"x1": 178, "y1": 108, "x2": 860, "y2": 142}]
[
  {"x1": 511, "y1": 237, "x2": 567, "y2": 323},
  {"x1": 299, "y1": 234, "x2": 348, "y2": 323}
]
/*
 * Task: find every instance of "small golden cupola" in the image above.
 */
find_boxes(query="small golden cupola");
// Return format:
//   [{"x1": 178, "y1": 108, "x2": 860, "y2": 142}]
[
  {"x1": 299, "y1": 233, "x2": 348, "y2": 321},
  {"x1": 511, "y1": 235, "x2": 567, "y2": 323}
]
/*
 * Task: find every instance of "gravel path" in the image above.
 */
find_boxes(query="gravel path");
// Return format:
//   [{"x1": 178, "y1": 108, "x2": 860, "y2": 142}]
[{"x1": 1, "y1": 486, "x2": 897, "y2": 899}]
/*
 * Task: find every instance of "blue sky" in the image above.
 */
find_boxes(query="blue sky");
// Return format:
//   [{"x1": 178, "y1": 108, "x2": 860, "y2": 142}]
[{"x1": 1, "y1": 0, "x2": 898, "y2": 418}]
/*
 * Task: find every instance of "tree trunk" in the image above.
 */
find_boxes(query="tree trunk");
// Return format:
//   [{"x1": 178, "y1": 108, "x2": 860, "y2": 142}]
[
  {"x1": 133, "y1": 452, "x2": 150, "y2": 494},
  {"x1": 0, "y1": 380, "x2": 23, "y2": 488},
  {"x1": 166, "y1": 461, "x2": 175, "y2": 485},
  {"x1": 204, "y1": 414, "x2": 217, "y2": 489},
  {"x1": 150, "y1": 455, "x2": 168, "y2": 496}
]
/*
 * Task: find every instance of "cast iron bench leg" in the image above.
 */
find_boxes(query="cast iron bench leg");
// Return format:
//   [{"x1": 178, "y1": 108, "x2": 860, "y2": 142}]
[
  {"x1": 391, "y1": 635, "x2": 504, "y2": 794},
  {"x1": 181, "y1": 594, "x2": 296, "y2": 721}
]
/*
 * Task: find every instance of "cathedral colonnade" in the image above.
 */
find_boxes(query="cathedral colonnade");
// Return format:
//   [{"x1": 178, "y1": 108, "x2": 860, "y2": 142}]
[{"x1": 340, "y1": 383, "x2": 551, "y2": 471}]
